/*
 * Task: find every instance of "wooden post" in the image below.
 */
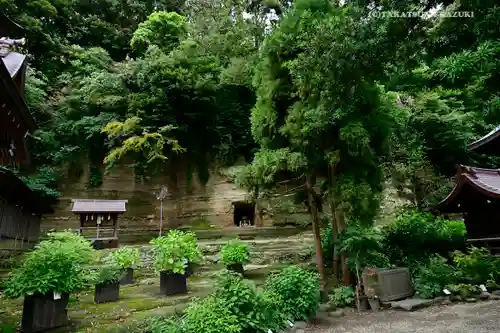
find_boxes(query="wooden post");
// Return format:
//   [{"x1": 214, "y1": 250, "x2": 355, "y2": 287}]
[
  {"x1": 79, "y1": 214, "x2": 84, "y2": 236},
  {"x1": 114, "y1": 214, "x2": 119, "y2": 238},
  {"x1": 96, "y1": 214, "x2": 101, "y2": 239}
]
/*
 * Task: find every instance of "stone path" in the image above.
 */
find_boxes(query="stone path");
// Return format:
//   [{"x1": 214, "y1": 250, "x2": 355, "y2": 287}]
[{"x1": 305, "y1": 301, "x2": 500, "y2": 333}]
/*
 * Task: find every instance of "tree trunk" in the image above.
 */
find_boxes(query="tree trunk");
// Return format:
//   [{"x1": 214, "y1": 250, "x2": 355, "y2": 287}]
[
  {"x1": 330, "y1": 191, "x2": 340, "y2": 283},
  {"x1": 329, "y1": 167, "x2": 339, "y2": 282},
  {"x1": 306, "y1": 173, "x2": 327, "y2": 292},
  {"x1": 254, "y1": 186, "x2": 264, "y2": 227},
  {"x1": 331, "y1": 202, "x2": 339, "y2": 282},
  {"x1": 336, "y1": 207, "x2": 353, "y2": 285}
]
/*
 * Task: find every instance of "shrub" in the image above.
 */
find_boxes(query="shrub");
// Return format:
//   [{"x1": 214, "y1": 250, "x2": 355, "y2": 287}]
[
  {"x1": 453, "y1": 247, "x2": 500, "y2": 285},
  {"x1": 183, "y1": 296, "x2": 241, "y2": 333},
  {"x1": 265, "y1": 265, "x2": 320, "y2": 321},
  {"x1": 147, "y1": 316, "x2": 184, "y2": 333},
  {"x1": 339, "y1": 226, "x2": 387, "y2": 271},
  {"x1": 94, "y1": 265, "x2": 125, "y2": 285},
  {"x1": 446, "y1": 283, "x2": 481, "y2": 299},
  {"x1": 109, "y1": 247, "x2": 140, "y2": 269},
  {"x1": 330, "y1": 285, "x2": 355, "y2": 308},
  {"x1": 150, "y1": 230, "x2": 201, "y2": 274},
  {"x1": 220, "y1": 239, "x2": 251, "y2": 266},
  {"x1": 414, "y1": 254, "x2": 457, "y2": 299},
  {"x1": 382, "y1": 211, "x2": 467, "y2": 268},
  {"x1": 180, "y1": 231, "x2": 202, "y2": 264},
  {"x1": 215, "y1": 270, "x2": 285, "y2": 333},
  {"x1": 2, "y1": 231, "x2": 97, "y2": 299}
]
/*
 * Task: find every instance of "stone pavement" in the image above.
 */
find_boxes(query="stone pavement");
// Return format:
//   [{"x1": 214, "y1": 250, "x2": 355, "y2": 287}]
[{"x1": 304, "y1": 300, "x2": 500, "y2": 333}]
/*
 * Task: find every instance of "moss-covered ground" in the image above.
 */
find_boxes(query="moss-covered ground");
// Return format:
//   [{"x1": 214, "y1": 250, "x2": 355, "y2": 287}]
[{"x1": 0, "y1": 231, "x2": 314, "y2": 332}]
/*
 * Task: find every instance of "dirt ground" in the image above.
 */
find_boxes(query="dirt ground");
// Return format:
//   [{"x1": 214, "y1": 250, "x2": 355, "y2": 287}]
[{"x1": 305, "y1": 301, "x2": 500, "y2": 333}]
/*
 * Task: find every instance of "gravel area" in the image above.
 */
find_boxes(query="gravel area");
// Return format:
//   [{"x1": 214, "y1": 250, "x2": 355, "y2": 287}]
[{"x1": 305, "y1": 301, "x2": 500, "y2": 333}]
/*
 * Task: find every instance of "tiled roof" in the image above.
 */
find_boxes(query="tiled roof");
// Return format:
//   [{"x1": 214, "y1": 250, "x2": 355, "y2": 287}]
[
  {"x1": 1, "y1": 51, "x2": 25, "y2": 77},
  {"x1": 0, "y1": 12, "x2": 23, "y2": 37},
  {"x1": 71, "y1": 199, "x2": 128, "y2": 213},
  {"x1": 468, "y1": 125, "x2": 500, "y2": 155},
  {"x1": 0, "y1": 57, "x2": 37, "y2": 131},
  {"x1": 433, "y1": 165, "x2": 500, "y2": 212}
]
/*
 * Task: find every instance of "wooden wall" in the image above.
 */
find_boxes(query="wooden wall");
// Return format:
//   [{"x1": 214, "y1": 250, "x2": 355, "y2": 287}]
[
  {"x1": 0, "y1": 199, "x2": 41, "y2": 249},
  {"x1": 0, "y1": 94, "x2": 29, "y2": 167}
]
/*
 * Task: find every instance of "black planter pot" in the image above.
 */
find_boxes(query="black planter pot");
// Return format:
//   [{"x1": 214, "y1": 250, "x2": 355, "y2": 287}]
[
  {"x1": 160, "y1": 271, "x2": 187, "y2": 296},
  {"x1": 227, "y1": 263, "x2": 244, "y2": 275},
  {"x1": 21, "y1": 292, "x2": 69, "y2": 333},
  {"x1": 120, "y1": 268, "x2": 134, "y2": 285},
  {"x1": 95, "y1": 282, "x2": 120, "y2": 304},
  {"x1": 185, "y1": 263, "x2": 197, "y2": 277}
]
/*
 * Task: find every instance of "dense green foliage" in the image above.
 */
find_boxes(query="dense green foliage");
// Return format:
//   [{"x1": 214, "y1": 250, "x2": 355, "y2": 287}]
[
  {"x1": 3, "y1": 232, "x2": 96, "y2": 298},
  {"x1": 9, "y1": 0, "x2": 498, "y2": 206},
  {"x1": 150, "y1": 230, "x2": 201, "y2": 274},
  {"x1": 215, "y1": 270, "x2": 285, "y2": 332},
  {"x1": 108, "y1": 247, "x2": 141, "y2": 269},
  {"x1": 382, "y1": 211, "x2": 467, "y2": 269},
  {"x1": 5, "y1": 0, "x2": 500, "y2": 306},
  {"x1": 329, "y1": 285, "x2": 356, "y2": 308},
  {"x1": 265, "y1": 265, "x2": 321, "y2": 321},
  {"x1": 93, "y1": 265, "x2": 125, "y2": 285},
  {"x1": 413, "y1": 254, "x2": 458, "y2": 299},
  {"x1": 143, "y1": 266, "x2": 317, "y2": 332},
  {"x1": 220, "y1": 239, "x2": 251, "y2": 266}
]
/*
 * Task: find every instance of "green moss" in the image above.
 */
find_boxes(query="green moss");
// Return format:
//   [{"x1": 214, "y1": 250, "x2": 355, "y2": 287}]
[
  {"x1": 0, "y1": 232, "x2": 314, "y2": 332},
  {"x1": 188, "y1": 217, "x2": 216, "y2": 230}
]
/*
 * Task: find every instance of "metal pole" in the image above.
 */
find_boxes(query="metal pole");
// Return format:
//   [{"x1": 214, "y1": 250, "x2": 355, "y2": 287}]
[{"x1": 159, "y1": 200, "x2": 163, "y2": 237}]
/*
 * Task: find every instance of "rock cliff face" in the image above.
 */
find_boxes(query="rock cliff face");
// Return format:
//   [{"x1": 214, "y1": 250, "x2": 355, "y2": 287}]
[
  {"x1": 41, "y1": 162, "x2": 271, "y2": 233},
  {"x1": 41, "y1": 161, "x2": 412, "y2": 233}
]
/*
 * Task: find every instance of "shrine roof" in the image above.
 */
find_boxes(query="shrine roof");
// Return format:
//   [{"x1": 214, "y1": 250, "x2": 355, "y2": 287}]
[
  {"x1": 72, "y1": 199, "x2": 128, "y2": 213},
  {"x1": 0, "y1": 57, "x2": 36, "y2": 131},
  {"x1": 433, "y1": 165, "x2": 500, "y2": 212},
  {"x1": 0, "y1": 12, "x2": 23, "y2": 37},
  {"x1": 2, "y1": 51, "x2": 25, "y2": 77},
  {"x1": 468, "y1": 126, "x2": 500, "y2": 156}
]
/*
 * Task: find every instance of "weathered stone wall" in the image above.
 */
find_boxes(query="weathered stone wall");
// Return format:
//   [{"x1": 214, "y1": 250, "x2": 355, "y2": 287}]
[
  {"x1": 41, "y1": 160, "x2": 412, "y2": 233},
  {"x1": 41, "y1": 161, "x2": 270, "y2": 232}
]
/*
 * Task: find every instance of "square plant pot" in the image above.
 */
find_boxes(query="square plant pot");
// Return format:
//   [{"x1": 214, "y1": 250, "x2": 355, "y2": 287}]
[
  {"x1": 95, "y1": 282, "x2": 120, "y2": 304},
  {"x1": 160, "y1": 272, "x2": 187, "y2": 296},
  {"x1": 185, "y1": 262, "x2": 199, "y2": 277},
  {"x1": 22, "y1": 292, "x2": 69, "y2": 333},
  {"x1": 120, "y1": 268, "x2": 134, "y2": 285},
  {"x1": 226, "y1": 263, "x2": 244, "y2": 275}
]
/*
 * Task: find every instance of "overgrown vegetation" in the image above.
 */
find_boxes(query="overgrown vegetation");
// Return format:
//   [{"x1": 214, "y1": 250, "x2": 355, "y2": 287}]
[
  {"x1": 93, "y1": 265, "x2": 125, "y2": 285},
  {"x1": 150, "y1": 230, "x2": 201, "y2": 274},
  {"x1": 220, "y1": 239, "x2": 251, "y2": 267},
  {"x1": 142, "y1": 266, "x2": 319, "y2": 332},
  {"x1": 4, "y1": 0, "x2": 500, "y2": 321},
  {"x1": 2, "y1": 232, "x2": 96, "y2": 298},
  {"x1": 108, "y1": 248, "x2": 141, "y2": 269}
]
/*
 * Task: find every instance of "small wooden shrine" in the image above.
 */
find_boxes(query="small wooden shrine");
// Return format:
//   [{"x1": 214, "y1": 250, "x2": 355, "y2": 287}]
[
  {"x1": 71, "y1": 199, "x2": 128, "y2": 249},
  {"x1": 433, "y1": 126, "x2": 500, "y2": 255}
]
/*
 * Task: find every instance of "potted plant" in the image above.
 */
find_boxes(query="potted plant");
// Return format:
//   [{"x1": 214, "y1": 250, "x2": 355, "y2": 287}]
[
  {"x1": 150, "y1": 230, "x2": 200, "y2": 296},
  {"x1": 180, "y1": 231, "x2": 202, "y2": 277},
  {"x1": 93, "y1": 265, "x2": 124, "y2": 304},
  {"x1": 220, "y1": 239, "x2": 250, "y2": 275},
  {"x1": 108, "y1": 247, "x2": 140, "y2": 285},
  {"x1": 2, "y1": 231, "x2": 96, "y2": 333}
]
